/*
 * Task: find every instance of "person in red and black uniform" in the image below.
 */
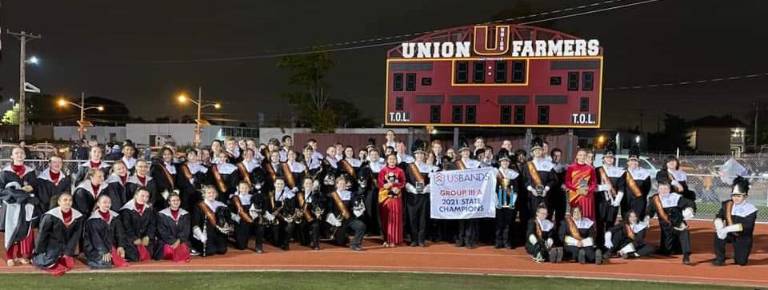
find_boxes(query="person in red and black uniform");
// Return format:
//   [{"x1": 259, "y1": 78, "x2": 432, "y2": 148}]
[
  {"x1": 36, "y1": 155, "x2": 72, "y2": 213},
  {"x1": 151, "y1": 147, "x2": 177, "y2": 209},
  {"x1": 32, "y1": 193, "x2": 83, "y2": 276},
  {"x1": 713, "y1": 176, "x2": 758, "y2": 266},
  {"x1": 647, "y1": 180, "x2": 695, "y2": 265},
  {"x1": 126, "y1": 160, "x2": 158, "y2": 205},
  {"x1": 378, "y1": 153, "x2": 405, "y2": 248},
  {"x1": 83, "y1": 194, "x2": 129, "y2": 269},
  {"x1": 565, "y1": 148, "x2": 597, "y2": 220},
  {"x1": 1, "y1": 146, "x2": 38, "y2": 267},
  {"x1": 156, "y1": 193, "x2": 191, "y2": 263},
  {"x1": 73, "y1": 145, "x2": 111, "y2": 186},
  {"x1": 119, "y1": 187, "x2": 157, "y2": 262},
  {"x1": 104, "y1": 161, "x2": 130, "y2": 212},
  {"x1": 73, "y1": 169, "x2": 108, "y2": 216}
]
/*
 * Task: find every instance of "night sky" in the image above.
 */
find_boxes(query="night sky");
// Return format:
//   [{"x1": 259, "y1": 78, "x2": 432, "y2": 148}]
[{"x1": 1, "y1": 0, "x2": 766, "y2": 132}]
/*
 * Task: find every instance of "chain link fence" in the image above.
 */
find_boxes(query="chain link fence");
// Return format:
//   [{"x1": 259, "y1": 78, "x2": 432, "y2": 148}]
[{"x1": 3, "y1": 158, "x2": 767, "y2": 221}]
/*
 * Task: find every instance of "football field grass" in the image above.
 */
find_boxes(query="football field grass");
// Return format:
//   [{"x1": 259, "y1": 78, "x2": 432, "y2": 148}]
[{"x1": 0, "y1": 272, "x2": 749, "y2": 290}]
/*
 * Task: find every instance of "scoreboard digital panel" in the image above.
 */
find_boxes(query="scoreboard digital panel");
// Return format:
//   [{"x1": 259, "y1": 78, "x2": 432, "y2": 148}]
[{"x1": 384, "y1": 24, "x2": 604, "y2": 128}]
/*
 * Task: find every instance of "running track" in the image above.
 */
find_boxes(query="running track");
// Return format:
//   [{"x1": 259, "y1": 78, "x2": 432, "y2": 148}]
[{"x1": 2, "y1": 220, "x2": 767, "y2": 288}]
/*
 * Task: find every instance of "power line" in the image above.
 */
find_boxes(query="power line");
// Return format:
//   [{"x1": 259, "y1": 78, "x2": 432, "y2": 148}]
[
  {"x1": 147, "y1": 0, "x2": 662, "y2": 64},
  {"x1": 604, "y1": 72, "x2": 768, "y2": 91}
]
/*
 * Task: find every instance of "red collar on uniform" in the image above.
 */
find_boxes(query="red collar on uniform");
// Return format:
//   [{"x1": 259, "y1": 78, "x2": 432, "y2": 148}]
[
  {"x1": 90, "y1": 161, "x2": 102, "y2": 169},
  {"x1": 98, "y1": 210, "x2": 111, "y2": 222},
  {"x1": 11, "y1": 164, "x2": 25, "y2": 177},
  {"x1": 171, "y1": 208, "x2": 180, "y2": 220}
]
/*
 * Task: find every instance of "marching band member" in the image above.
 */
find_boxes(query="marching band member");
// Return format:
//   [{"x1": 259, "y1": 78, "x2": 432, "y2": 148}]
[
  {"x1": 151, "y1": 147, "x2": 177, "y2": 209},
  {"x1": 36, "y1": 155, "x2": 72, "y2": 213},
  {"x1": 236, "y1": 148, "x2": 266, "y2": 191},
  {"x1": 395, "y1": 141, "x2": 414, "y2": 165},
  {"x1": 73, "y1": 145, "x2": 111, "y2": 186},
  {"x1": 522, "y1": 140, "x2": 556, "y2": 217},
  {"x1": 120, "y1": 143, "x2": 138, "y2": 174},
  {"x1": 329, "y1": 175, "x2": 366, "y2": 251},
  {"x1": 382, "y1": 130, "x2": 398, "y2": 153},
  {"x1": 32, "y1": 193, "x2": 83, "y2": 275},
  {"x1": 73, "y1": 169, "x2": 108, "y2": 216},
  {"x1": 454, "y1": 146, "x2": 481, "y2": 248},
  {"x1": 379, "y1": 154, "x2": 405, "y2": 247},
  {"x1": 229, "y1": 181, "x2": 265, "y2": 253},
  {"x1": 224, "y1": 137, "x2": 243, "y2": 163},
  {"x1": 1, "y1": 146, "x2": 37, "y2": 267},
  {"x1": 362, "y1": 148, "x2": 385, "y2": 235},
  {"x1": 622, "y1": 149, "x2": 651, "y2": 220},
  {"x1": 594, "y1": 150, "x2": 625, "y2": 248},
  {"x1": 83, "y1": 194, "x2": 129, "y2": 269},
  {"x1": 565, "y1": 148, "x2": 597, "y2": 220},
  {"x1": 285, "y1": 150, "x2": 306, "y2": 191},
  {"x1": 559, "y1": 206, "x2": 602, "y2": 264},
  {"x1": 191, "y1": 185, "x2": 232, "y2": 257},
  {"x1": 300, "y1": 177, "x2": 326, "y2": 250},
  {"x1": 455, "y1": 146, "x2": 480, "y2": 169},
  {"x1": 647, "y1": 180, "x2": 695, "y2": 265},
  {"x1": 177, "y1": 149, "x2": 209, "y2": 211},
  {"x1": 119, "y1": 187, "x2": 157, "y2": 262},
  {"x1": 548, "y1": 148, "x2": 567, "y2": 225},
  {"x1": 526, "y1": 206, "x2": 562, "y2": 263},
  {"x1": 126, "y1": 160, "x2": 158, "y2": 204},
  {"x1": 405, "y1": 147, "x2": 437, "y2": 247},
  {"x1": 210, "y1": 151, "x2": 238, "y2": 202},
  {"x1": 657, "y1": 155, "x2": 697, "y2": 210},
  {"x1": 269, "y1": 178, "x2": 299, "y2": 250},
  {"x1": 210, "y1": 140, "x2": 224, "y2": 163},
  {"x1": 319, "y1": 146, "x2": 340, "y2": 194},
  {"x1": 495, "y1": 152, "x2": 519, "y2": 249},
  {"x1": 342, "y1": 146, "x2": 362, "y2": 172},
  {"x1": 713, "y1": 176, "x2": 758, "y2": 266},
  {"x1": 104, "y1": 161, "x2": 130, "y2": 211},
  {"x1": 472, "y1": 137, "x2": 485, "y2": 158},
  {"x1": 302, "y1": 146, "x2": 322, "y2": 178},
  {"x1": 156, "y1": 193, "x2": 191, "y2": 262},
  {"x1": 605, "y1": 210, "x2": 654, "y2": 259}
]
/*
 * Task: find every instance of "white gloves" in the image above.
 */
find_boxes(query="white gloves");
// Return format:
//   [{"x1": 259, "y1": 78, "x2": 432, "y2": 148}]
[
  {"x1": 545, "y1": 238, "x2": 554, "y2": 249},
  {"x1": 611, "y1": 192, "x2": 624, "y2": 207},
  {"x1": 598, "y1": 184, "x2": 610, "y2": 192},
  {"x1": 528, "y1": 234, "x2": 538, "y2": 245},
  {"x1": 405, "y1": 183, "x2": 417, "y2": 194},
  {"x1": 604, "y1": 232, "x2": 614, "y2": 249},
  {"x1": 682, "y1": 207, "x2": 694, "y2": 220},
  {"x1": 230, "y1": 213, "x2": 241, "y2": 223},
  {"x1": 192, "y1": 226, "x2": 207, "y2": 243},
  {"x1": 325, "y1": 213, "x2": 342, "y2": 227},
  {"x1": 264, "y1": 211, "x2": 275, "y2": 222}
]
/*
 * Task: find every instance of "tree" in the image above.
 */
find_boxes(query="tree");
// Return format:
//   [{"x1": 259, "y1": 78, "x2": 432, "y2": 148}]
[
  {"x1": 278, "y1": 52, "x2": 337, "y2": 132},
  {"x1": 2, "y1": 104, "x2": 19, "y2": 125}
]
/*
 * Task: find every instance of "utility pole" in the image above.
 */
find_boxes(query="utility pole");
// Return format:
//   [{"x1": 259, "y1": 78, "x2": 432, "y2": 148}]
[
  {"x1": 755, "y1": 101, "x2": 759, "y2": 152},
  {"x1": 7, "y1": 30, "x2": 41, "y2": 141}
]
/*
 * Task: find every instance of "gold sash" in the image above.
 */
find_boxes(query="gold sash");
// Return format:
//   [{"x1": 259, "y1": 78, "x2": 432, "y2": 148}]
[
  {"x1": 566, "y1": 217, "x2": 583, "y2": 240},
  {"x1": 651, "y1": 195, "x2": 671, "y2": 224},
  {"x1": 211, "y1": 165, "x2": 228, "y2": 194},
  {"x1": 330, "y1": 191, "x2": 350, "y2": 220},
  {"x1": 236, "y1": 163, "x2": 253, "y2": 186},
  {"x1": 231, "y1": 196, "x2": 253, "y2": 223}
]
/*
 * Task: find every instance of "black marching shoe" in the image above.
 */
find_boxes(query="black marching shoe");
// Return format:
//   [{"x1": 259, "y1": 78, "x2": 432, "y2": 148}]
[
  {"x1": 682, "y1": 254, "x2": 691, "y2": 265},
  {"x1": 410, "y1": 241, "x2": 419, "y2": 247},
  {"x1": 711, "y1": 259, "x2": 724, "y2": 266},
  {"x1": 350, "y1": 245, "x2": 363, "y2": 251},
  {"x1": 577, "y1": 249, "x2": 587, "y2": 264},
  {"x1": 595, "y1": 249, "x2": 603, "y2": 265}
]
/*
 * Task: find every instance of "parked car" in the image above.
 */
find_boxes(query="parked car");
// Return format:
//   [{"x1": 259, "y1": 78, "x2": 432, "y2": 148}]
[{"x1": 593, "y1": 154, "x2": 659, "y2": 180}]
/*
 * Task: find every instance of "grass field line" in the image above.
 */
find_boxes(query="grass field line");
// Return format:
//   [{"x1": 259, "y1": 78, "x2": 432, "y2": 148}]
[{"x1": 6, "y1": 266, "x2": 765, "y2": 288}]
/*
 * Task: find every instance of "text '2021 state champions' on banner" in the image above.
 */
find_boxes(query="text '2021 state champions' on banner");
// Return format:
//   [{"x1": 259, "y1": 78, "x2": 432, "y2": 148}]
[{"x1": 429, "y1": 167, "x2": 497, "y2": 219}]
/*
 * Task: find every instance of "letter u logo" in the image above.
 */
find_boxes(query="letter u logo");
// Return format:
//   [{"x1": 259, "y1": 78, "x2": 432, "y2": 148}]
[{"x1": 473, "y1": 25, "x2": 510, "y2": 56}]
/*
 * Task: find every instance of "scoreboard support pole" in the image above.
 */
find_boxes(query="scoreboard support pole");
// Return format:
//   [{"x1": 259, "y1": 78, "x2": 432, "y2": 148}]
[{"x1": 452, "y1": 127, "x2": 459, "y2": 149}]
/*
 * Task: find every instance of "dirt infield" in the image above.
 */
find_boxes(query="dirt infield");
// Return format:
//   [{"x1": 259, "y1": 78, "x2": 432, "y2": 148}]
[{"x1": 2, "y1": 220, "x2": 767, "y2": 288}]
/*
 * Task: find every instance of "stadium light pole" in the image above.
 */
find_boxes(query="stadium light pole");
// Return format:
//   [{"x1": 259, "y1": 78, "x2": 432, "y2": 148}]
[
  {"x1": 57, "y1": 92, "x2": 104, "y2": 140},
  {"x1": 177, "y1": 86, "x2": 221, "y2": 148}
]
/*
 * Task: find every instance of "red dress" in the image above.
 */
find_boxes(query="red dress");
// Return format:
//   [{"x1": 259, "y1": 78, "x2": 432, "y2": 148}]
[
  {"x1": 377, "y1": 165, "x2": 405, "y2": 245},
  {"x1": 565, "y1": 163, "x2": 597, "y2": 220}
]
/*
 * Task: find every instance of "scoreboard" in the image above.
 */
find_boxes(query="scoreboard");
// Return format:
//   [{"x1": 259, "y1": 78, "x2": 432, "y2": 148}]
[{"x1": 384, "y1": 24, "x2": 604, "y2": 128}]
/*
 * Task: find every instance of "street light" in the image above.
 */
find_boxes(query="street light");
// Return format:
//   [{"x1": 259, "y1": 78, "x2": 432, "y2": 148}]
[
  {"x1": 176, "y1": 86, "x2": 221, "y2": 148},
  {"x1": 26, "y1": 56, "x2": 39, "y2": 65},
  {"x1": 57, "y1": 92, "x2": 104, "y2": 140}
]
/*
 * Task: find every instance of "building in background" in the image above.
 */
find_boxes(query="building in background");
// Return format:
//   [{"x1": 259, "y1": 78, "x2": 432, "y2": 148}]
[{"x1": 687, "y1": 116, "x2": 746, "y2": 156}]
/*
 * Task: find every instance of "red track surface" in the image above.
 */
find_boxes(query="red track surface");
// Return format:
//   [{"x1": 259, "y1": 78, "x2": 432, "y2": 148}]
[{"x1": 2, "y1": 220, "x2": 767, "y2": 288}]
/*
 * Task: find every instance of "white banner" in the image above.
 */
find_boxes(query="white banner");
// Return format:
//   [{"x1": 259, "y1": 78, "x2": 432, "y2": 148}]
[{"x1": 429, "y1": 167, "x2": 497, "y2": 219}]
